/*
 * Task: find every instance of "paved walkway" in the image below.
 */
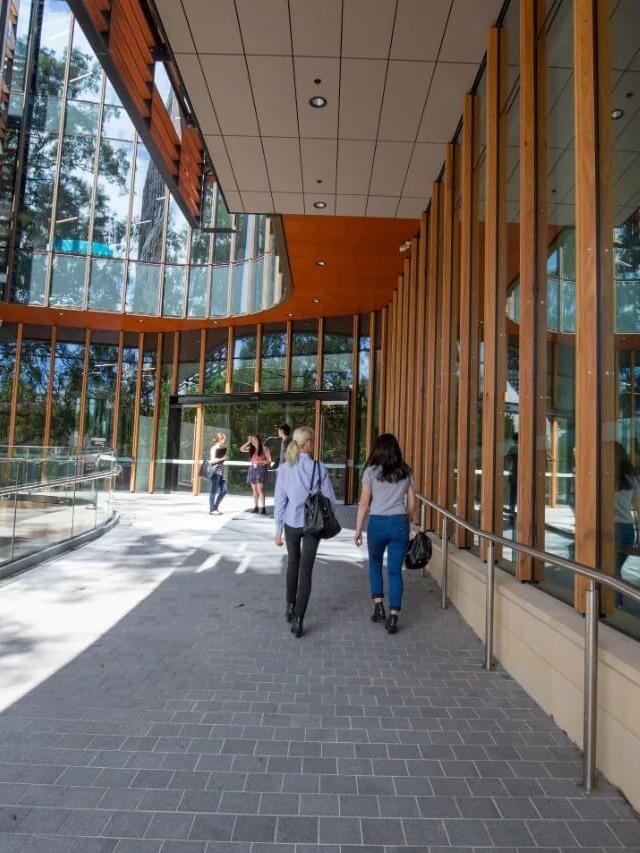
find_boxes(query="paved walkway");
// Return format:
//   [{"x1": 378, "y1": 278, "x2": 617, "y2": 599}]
[{"x1": 0, "y1": 494, "x2": 638, "y2": 852}]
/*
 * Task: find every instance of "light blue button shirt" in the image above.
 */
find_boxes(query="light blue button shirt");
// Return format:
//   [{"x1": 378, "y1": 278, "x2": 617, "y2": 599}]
[{"x1": 274, "y1": 453, "x2": 337, "y2": 534}]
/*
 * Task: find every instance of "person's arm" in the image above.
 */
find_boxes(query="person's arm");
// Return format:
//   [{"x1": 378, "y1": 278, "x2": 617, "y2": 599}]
[
  {"x1": 406, "y1": 481, "x2": 417, "y2": 519},
  {"x1": 355, "y1": 482, "x2": 372, "y2": 547},
  {"x1": 239, "y1": 441, "x2": 251, "y2": 453},
  {"x1": 274, "y1": 466, "x2": 288, "y2": 545},
  {"x1": 264, "y1": 448, "x2": 272, "y2": 465}
]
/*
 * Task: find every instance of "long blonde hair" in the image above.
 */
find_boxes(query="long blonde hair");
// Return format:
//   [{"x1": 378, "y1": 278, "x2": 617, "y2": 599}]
[{"x1": 285, "y1": 426, "x2": 314, "y2": 465}]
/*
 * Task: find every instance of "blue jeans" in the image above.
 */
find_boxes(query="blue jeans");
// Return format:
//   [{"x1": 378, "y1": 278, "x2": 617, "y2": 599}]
[
  {"x1": 209, "y1": 474, "x2": 227, "y2": 512},
  {"x1": 367, "y1": 514, "x2": 410, "y2": 611}
]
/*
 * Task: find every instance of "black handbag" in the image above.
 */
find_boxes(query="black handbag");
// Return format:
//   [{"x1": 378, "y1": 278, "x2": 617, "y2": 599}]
[
  {"x1": 405, "y1": 531, "x2": 432, "y2": 570},
  {"x1": 303, "y1": 461, "x2": 342, "y2": 540}
]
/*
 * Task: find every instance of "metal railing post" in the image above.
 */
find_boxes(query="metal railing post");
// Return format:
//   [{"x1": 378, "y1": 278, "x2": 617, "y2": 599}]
[
  {"x1": 583, "y1": 579, "x2": 599, "y2": 792},
  {"x1": 420, "y1": 502, "x2": 426, "y2": 531},
  {"x1": 484, "y1": 539, "x2": 495, "y2": 670},
  {"x1": 441, "y1": 515, "x2": 448, "y2": 609}
]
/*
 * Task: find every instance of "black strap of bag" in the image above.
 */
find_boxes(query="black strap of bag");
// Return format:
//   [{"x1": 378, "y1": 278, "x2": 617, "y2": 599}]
[{"x1": 303, "y1": 460, "x2": 342, "y2": 540}]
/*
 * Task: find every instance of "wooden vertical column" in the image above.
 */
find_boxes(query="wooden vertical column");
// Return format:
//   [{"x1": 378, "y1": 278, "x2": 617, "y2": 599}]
[
  {"x1": 284, "y1": 320, "x2": 292, "y2": 391},
  {"x1": 111, "y1": 331, "x2": 124, "y2": 451},
  {"x1": 456, "y1": 95, "x2": 475, "y2": 545},
  {"x1": 171, "y1": 331, "x2": 180, "y2": 394},
  {"x1": 393, "y1": 281, "x2": 403, "y2": 437},
  {"x1": 77, "y1": 328, "x2": 91, "y2": 450},
  {"x1": 148, "y1": 332, "x2": 163, "y2": 492},
  {"x1": 254, "y1": 323, "x2": 263, "y2": 392},
  {"x1": 574, "y1": 0, "x2": 613, "y2": 610},
  {"x1": 480, "y1": 28, "x2": 501, "y2": 549},
  {"x1": 348, "y1": 314, "x2": 360, "y2": 502},
  {"x1": 378, "y1": 308, "x2": 387, "y2": 435},
  {"x1": 43, "y1": 326, "x2": 57, "y2": 449},
  {"x1": 413, "y1": 214, "x2": 428, "y2": 495},
  {"x1": 406, "y1": 239, "x2": 418, "y2": 467},
  {"x1": 366, "y1": 312, "x2": 376, "y2": 456},
  {"x1": 424, "y1": 186, "x2": 441, "y2": 526},
  {"x1": 517, "y1": 0, "x2": 547, "y2": 581},
  {"x1": 397, "y1": 263, "x2": 408, "y2": 451},
  {"x1": 225, "y1": 326, "x2": 234, "y2": 393},
  {"x1": 191, "y1": 330, "x2": 207, "y2": 497},
  {"x1": 437, "y1": 145, "x2": 455, "y2": 511},
  {"x1": 316, "y1": 317, "x2": 325, "y2": 390},
  {"x1": 387, "y1": 294, "x2": 397, "y2": 432},
  {"x1": 7, "y1": 323, "x2": 22, "y2": 449}
]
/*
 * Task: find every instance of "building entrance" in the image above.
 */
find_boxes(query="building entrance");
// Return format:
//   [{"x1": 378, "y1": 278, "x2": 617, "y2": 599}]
[{"x1": 161, "y1": 392, "x2": 351, "y2": 502}]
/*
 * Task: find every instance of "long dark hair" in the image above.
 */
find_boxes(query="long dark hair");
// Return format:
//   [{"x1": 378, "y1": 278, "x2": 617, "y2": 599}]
[
  {"x1": 365, "y1": 433, "x2": 412, "y2": 483},
  {"x1": 249, "y1": 434, "x2": 264, "y2": 458},
  {"x1": 616, "y1": 442, "x2": 637, "y2": 491}
]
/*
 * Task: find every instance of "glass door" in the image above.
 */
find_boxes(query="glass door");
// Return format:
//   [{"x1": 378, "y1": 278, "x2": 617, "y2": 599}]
[{"x1": 319, "y1": 401, "x2": 349, "y2": 503}]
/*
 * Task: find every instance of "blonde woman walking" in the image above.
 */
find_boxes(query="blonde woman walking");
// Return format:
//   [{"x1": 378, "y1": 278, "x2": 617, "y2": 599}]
[{"x1": 274, "y1": 426, "x2": 336, "y2": 638}]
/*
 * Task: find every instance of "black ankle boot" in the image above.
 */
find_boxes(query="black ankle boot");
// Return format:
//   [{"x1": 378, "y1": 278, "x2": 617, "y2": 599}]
[
  {"x1": 385, "y1": 613, "x2": 399, "y2": 634},
  {"x1": 286, "y1": 604, "x2": 294, "y2": 623},
  {"x1": 292, "y1": 617, "x2": 304, "y2": 638},
  {"x1": 371, "y1": 601, "x2": 386, "y2": 623},
  {"x1": 252, "y1": 506, "x2": 259, "y2": 514},
  {"x1": 261, "y1": 507, "x2": 266, "y2": 515}
]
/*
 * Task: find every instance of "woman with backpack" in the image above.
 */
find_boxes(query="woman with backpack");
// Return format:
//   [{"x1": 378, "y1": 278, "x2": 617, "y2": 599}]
[
  {"x1": 355, "y1": 433, "x2": 416, "y2": 634},
  {"x1": 274, "y1": 426, "x2": 336, "y2": 638}
]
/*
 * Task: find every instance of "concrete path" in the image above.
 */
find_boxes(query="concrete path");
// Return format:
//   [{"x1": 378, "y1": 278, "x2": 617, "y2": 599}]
[{"x1": 0, "y1": 493, "x2": 638, "y2": 852}]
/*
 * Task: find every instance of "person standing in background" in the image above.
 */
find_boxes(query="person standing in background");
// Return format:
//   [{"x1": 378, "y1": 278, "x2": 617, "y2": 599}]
[
  {"x1": 240, "y1": 434, "x2": 271, "y2": 514},
  {"x1": 208, "y1": 432, "x2": 227, "y2": 515},
  {"x1": 276, "y1": 423, "x2": 292, "y2": 467}
]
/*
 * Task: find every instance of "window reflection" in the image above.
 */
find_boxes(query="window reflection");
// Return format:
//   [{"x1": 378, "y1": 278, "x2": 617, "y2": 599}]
[
  {"x1": 50, "y1": 328, "x2": 85, "y2": 449},
  {"x1": 261, "y1": 324, "x2": 286, "y2": 391},
  {"x1": 292, "y1": 320, "x2": 318, "y2": 391}
]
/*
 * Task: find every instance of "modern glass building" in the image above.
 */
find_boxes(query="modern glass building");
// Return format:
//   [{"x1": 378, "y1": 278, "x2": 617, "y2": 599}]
[{"x1": 1, "y1": 0, "x2": 640, "y2": 809}]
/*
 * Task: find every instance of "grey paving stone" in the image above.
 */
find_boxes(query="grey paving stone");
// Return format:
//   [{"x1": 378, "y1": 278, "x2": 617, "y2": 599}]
[
  {"x1": 231, "y1": 814, "x2": 276, "y2": 842},
  {"x1": 318, "y1": 816, "x2": 363, "y2": 844},
  {"x1": 104, "y1": 808, "x2": 153, "y2": 838},
  {"x1": 275, "y1": 815, "x2": 318, "y2": 843}
]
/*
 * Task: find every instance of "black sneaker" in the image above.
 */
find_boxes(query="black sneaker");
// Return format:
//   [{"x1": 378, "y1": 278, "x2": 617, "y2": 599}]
[{"x1": 385, "y1": 614, "x2": 399, "y2": 635}]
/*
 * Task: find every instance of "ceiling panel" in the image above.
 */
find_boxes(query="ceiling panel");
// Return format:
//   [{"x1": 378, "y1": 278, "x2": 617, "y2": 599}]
[
  {"x1": 204, "y1": 135, "x2": 238, "y2": 192},
  {"x1": 200, "y1": 54, "x2": 259, "y2": 136},
  {"x1": 336, "y1": 195, "x2": 368, "y2": 216},
  {"x1": 183, "y1": 0, "x2": 243, "y2": 54},
  {"x1": 402, "y1": 143, "x2": 443, "y2": 196},
  {"x1": 337, "y1": 140, "x2": 376, "y2": 195},
  {"x1": 240, "y1": 191, "x2": 274, "y2": 212},
  {"x1": 342, "y1": 0, "x2": 396, "y2": 59},
  {"x1": 304, "y1": 194, "x2": 336, "y2": 214},
  {"x1": 225, "y1": 136, "x2": 270, "y2": 191},
  {"x1": 440, "y1": 0, "x2": 502, "y2": 62},
  {"x1": 369, "y1": 141, "x2": 413, "y2": 196},
  {"x1": 235, "y1": 0, "x2": 291, "y2": 54},
  {"x1": 390, "y1": 0, "x2": 452, "y2": 61},
  {"x1": 154, "y1": 0, "x2": 195, "y2": 52},
  {"x1": 223, "y1": 190, "x2": 244, "y2": 212},
  {"x1": 366, "y1": 195, "x2": 400, "y2": 217},
  {"x1": 294, "y1": 57, "x2": 340, "y2": 138},
  {"x1": 396, "y1": 196, "x2": 427, "y2": 218},
  {"x1": 378, "y1": 61, "x2": 435, "y2": 142},
  {"x1": 290, "y1": 0, "x2": 342, "y2": 57},
  {"x1": 300, "y1": 138, "x2": 337, "y2": 195},
  {"x1": 263, "y1": 138, "x2": 303, "y2": 193},
  {"x1": 338, "y1": 59, "x2": 386, "y2": 140},
  {"x1": 272, "y1": 192, "x2": 305, "y2": 214},
  {"x1": 247, "y1": 56, "x2": 299, "y2": 138},
  {"x1": 174, "y1": 54, "x2": 220, "y2": 134},
  {"x1": 418, "y1": 62, "x2": 476, "y2": 142}
]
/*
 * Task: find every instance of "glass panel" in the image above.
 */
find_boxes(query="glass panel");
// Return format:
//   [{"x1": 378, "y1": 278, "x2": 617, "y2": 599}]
[
  {"x1": 16, "y1": 131, "x2": 58, "y2": 249},
  {"x1": 88, "y1": 257, "x2": 124, "y2": 312},
  {"x1": 178, "y1": 330, "x2": 201, "y2": 396},
  {"x1": 231, "y1": 259, "x2": 251, "y2": 314},
  {"x1": 204, "y1": 328, "x2": 228, "y2": 394},
  {"x1": 14, "y1": 327, "x2": 51, "y2": 446},
  {"x1": 53, "y1": 123, "x2": 97, "y2": 249},
  {"x1": 601, "y1": 0, "x2": 640, "y2": 639},
  {"x1": 49, "y1": 253, "x2": 86, "y2": 307},
  {"x1": 261, "y1": 324, "x2": 286, "y2": 392},
  {"x1": 162, "y1": 265, "x2": 186, "y2": 317},
  {"x1": 126, "y1": 262, "x2": 161, "y2": 315},
  {"x1": 11, "y1": 252, "x2": 48, "y2": 304},
  {"x1": 320, "y1": 402, "x2": 348, "y2": 503},
  {"x1": 101, "y1": 105, "x2": 136, "y2": 142},
  {"x1": 187, "y1": 266, "x2": 208, "y2": 318},
  {"x1": 355, "y1": 315, "x2": 371, "y2": 492},
  {"x1": 67, "y1": 20, "x2": 102, "y2": 102},
  {"x1": 211, "y1": 266, "x2": 230, "y2": 316},
  {"x1": 165, "y1": 196, "x2": 189, "y2": 264},
  {"x1": 232, "y1": 328, "x2": 256, "y2": 392},
  {"x1": 116, "y1": 334, "x2": 139, "y2": 489},
  {"x1": 50, "y1": 329, "x2": 86, "y2": 448},
  {"x1": 291, "y1": 320, "x2": 318, "y2": 391},
  {"x1": 92, "y1": 138, "x2": 134, "y2": 258},
  {"x1": 154, "y1": 334, "x2": 174, "y2": 491},
  {"x1": 34, "y1": 0, "x2": 71, "y2": 100},
  {"x1": 84, "y1": 333, "x2": 119, "y2": 449},
  {"x1": 499, "y1": 0, "x2": 520, "y2": 571},
  {"x1": 323, "y1": 317, "x2": 353, "y2": 390},
  {"x1": 134, "y1": 335, "x2": 157, "y2": 491},
  {"x1": 129, "y1": 144, "x2": 165, "y2": 263},
  {"x1": 538, "y1": 0, "x2": 576, "y2": 604},
  {"x1": 252, "y1": 256, "x2": 265, "y2": 312},
  {"x1": 0, "y1": 325, "x2": 17, "y2": 444}
]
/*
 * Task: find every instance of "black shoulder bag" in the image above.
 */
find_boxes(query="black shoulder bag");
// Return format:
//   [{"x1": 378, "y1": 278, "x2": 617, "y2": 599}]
[{"x1": 303, "y1": 461, "x2": 342, "y2": 540}]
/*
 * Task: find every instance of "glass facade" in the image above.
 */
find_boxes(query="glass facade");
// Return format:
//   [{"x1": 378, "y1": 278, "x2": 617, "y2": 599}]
[{"x1": 0, "y1": 0, "x2": 284, "y2": 319}]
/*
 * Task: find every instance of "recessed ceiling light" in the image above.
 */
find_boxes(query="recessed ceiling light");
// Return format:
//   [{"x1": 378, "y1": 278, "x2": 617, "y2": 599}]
[
  {"x1": 316, "y1": 179, "x2": 323, "y2": 184},
  {"x1": 309, "y1": 95, "x2": 327, "y2": 109},
  {"x1": 311, "y1": 298, "x2": 320, "y2": 304},
  {"x1": 611, "y1": 108, "x2": 624, "y2": 120},
  {"x1": 314, "y1": 78, "x2": 322, "y2": 85},
  {"x1": 287, "y1": 313, "x2": 293, "y2": 317},
  {"x1": 316, "y1": 260, "x2": 327, "y2": 267},
  {"x1": 313, "y1": 201, "x2": 327, "y2": 209}
]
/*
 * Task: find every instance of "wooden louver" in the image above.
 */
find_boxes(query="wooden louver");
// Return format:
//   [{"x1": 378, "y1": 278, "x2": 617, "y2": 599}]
[{"x1": 68, "y1": 0, "x2": 205, "y2": 224}]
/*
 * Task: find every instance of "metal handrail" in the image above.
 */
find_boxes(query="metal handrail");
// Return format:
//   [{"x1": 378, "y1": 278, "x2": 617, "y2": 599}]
[
  {"x1": 0, "y1": 464, "x2": 122, "y2": 498},
  {"x1": 415, "y1": 492, "x2": 640, "y2": 794}
]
